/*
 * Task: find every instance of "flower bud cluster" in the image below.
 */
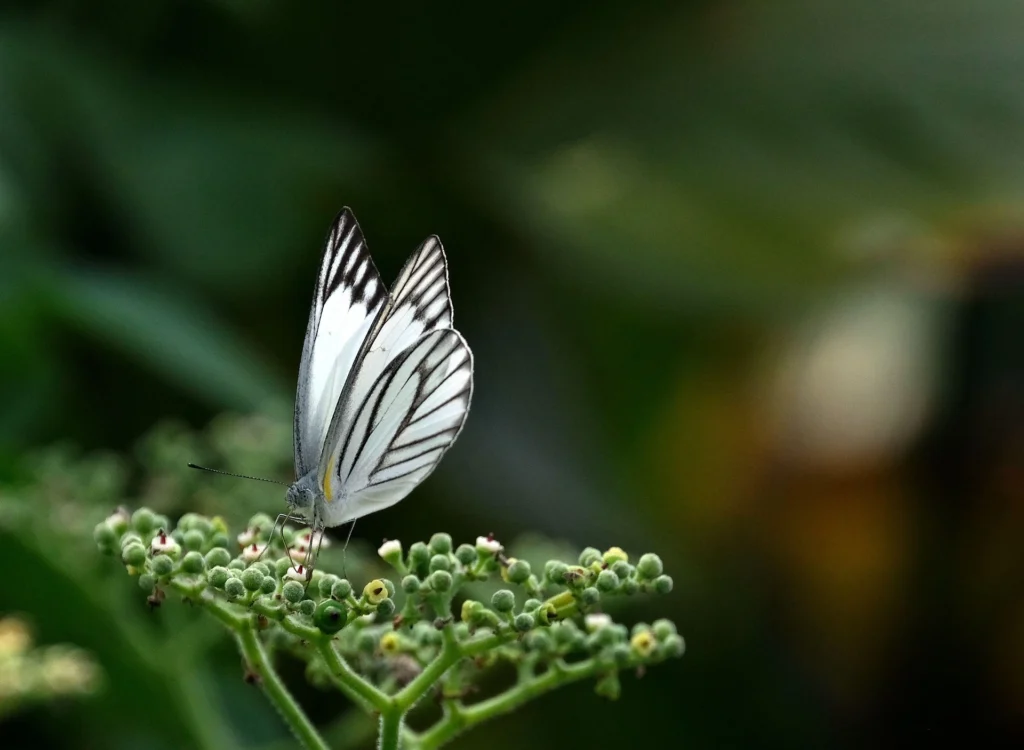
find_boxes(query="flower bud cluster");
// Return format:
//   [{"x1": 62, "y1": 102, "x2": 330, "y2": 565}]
[{"x1": 97, "y1": 509, "x2": 682, "y2": 706}]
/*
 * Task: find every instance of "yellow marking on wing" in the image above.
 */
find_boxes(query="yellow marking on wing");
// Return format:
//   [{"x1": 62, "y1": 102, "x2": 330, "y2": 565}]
[{"x1": 323, "y1": 456, "x2": 336, "y2": 503}]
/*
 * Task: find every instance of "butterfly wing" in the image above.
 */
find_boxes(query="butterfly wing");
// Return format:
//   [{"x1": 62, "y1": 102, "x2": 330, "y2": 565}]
[
  {"x1": 294, "y1": 209, "x2": 387, "y2": 478},
  {"x1": 316, "y1": 234, "x2": 454, "y2": 482},
  {"x1": 319, "y1": 327, "x2": 473, "y2": 526}
]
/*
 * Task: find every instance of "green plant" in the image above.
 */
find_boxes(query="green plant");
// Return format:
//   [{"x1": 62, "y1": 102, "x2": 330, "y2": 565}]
[{"x1": 95, "y1": 509, "x2": 683, "y2": 750}]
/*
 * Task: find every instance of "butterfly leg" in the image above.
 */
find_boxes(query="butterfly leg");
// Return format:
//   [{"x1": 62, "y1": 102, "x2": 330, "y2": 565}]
[{"x1": 258, "y1": 513, "x2": 309, "y2": 563}]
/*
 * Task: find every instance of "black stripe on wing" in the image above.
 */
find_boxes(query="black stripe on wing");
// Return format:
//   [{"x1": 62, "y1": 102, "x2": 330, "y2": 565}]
[
  {"x1": 335, "y1": 329, "x2": 472, "y2": 489},
  {"x1": 319, "y1": 209, "x2": 387, "y2": 312},
  {"x1": 389, "y1": 236, "x2": 453, "y2": 330}
]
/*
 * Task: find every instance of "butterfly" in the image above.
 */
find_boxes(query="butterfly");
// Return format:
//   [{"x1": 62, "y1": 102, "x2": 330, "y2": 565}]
[{"x1": 277, "y1": 208, "x2": 473, "y2": 564}]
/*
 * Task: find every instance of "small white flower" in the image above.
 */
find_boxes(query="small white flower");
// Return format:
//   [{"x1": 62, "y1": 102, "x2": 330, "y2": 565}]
[
  {"x1": 475, "y1": 535, "x2": 502, "y2": 555},
  {"x1": 289, "y1": 546, "x2": 308, "y2": 563},
  {"x1": 237, "y1": 528, "x2": 256, "y2": 547},
  {"x1": 300, "y1": 530, "x2": 330, "y2": 549},
  {"x1": 150, "y1": 532, "x2": 180, "y2": 555},
  {"x1": 104, "y1": 510, "x2": 129, "y2": 528},
  {"x1": 585, "y1": 613, "x2": 612, "y2": 632},
  {"x1": 378, "y1": 539, "x2": 403, "y2": 560},
  {"x1": 241, "y1": 543, "x2": 266, "y2": 562},
  {"x1": 284, "y1": 565, "x2": 308, "y2": 582}
]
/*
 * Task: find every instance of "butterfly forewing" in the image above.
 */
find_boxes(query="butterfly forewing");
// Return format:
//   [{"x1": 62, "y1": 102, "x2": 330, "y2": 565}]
[
  {"x1": 320, "y1": 328, "x2": 473, "y2": 526},
  {"x1": 316, "y1": 234, "x2": 455, "y2": 478},
  {"x1": 294, "y1": 209, "x2": 386, "y2": 477}
]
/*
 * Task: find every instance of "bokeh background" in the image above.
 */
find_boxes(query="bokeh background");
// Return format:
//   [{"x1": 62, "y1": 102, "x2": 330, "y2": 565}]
[{"x1": 3, "y1": 0, "x2": 1024, "y2": 747}]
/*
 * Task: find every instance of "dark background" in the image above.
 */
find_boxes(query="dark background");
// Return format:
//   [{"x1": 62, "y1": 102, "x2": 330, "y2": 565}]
[{"x1": 2, "y1": 1, "x2": 1024, "y2": 748}]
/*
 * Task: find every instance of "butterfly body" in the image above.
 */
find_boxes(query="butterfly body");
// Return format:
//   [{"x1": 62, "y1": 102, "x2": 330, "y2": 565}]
[{"x1": 286, "y1": 209, "x2": 473, "y2": 535}]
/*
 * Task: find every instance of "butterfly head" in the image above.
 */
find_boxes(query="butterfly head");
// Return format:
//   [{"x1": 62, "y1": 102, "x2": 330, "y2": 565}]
[{"x1": 285, "y1": 473, "x2": 320, "y2": 521}]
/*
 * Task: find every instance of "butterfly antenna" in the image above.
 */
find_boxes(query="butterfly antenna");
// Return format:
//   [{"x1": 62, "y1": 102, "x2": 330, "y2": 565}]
[{"x1": 186, "y1": 463, "x2": 289, "y2": 486}]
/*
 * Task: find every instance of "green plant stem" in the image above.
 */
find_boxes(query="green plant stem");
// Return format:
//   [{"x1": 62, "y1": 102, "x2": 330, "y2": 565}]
[
  {"x1": 411, "y1": 656, "x2": 626, "y2": 750},
  {"x1": 236, "y1": 626, "x2": 330, "y2": 750},
  {"x1": 378, "y1": 708, "x2": 404, "y2": 750},
  {"x1": 316, "y1": 640, "x2": 390, "y2": 712}
]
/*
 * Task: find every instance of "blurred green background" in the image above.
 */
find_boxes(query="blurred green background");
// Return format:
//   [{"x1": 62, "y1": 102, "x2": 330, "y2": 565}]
[{"x1": 3, "y1": 0, "x2": 1024, "y2": 747}]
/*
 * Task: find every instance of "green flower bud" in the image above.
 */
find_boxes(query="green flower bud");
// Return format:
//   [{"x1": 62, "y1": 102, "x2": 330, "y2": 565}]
[
  {"x1": 595, "y1": 672, "x2": 621, "y2": 700},
  {"x1": 241, "y1": 567, "x2": 265, "y2": 592},
  {"x1": 661, "y1": 633, "x2": 685, "y2": 658},
  {"x1": 205, "y1": 548, "x2": 231, "y2": 568},
  {"x1": 314, "y1": 600, "x2": 347, "y2": 634},
  {"x1": 229, "y1": 558, "x2": 247, "y2": 572},
  {"x1": 428, "y1": 532, "x2": 453, "y2": 555},
  {"x1": 151, "y1": 554, "x2": 174, "y2": 577},
  {"x1": 260, "y1": 576, "x2": 277, "y2": 595},
  {"x1": 461, "y1": 599, "x2": 483, "y2": 622},
  {"x1": 298, "y1": 599, "x2": 316, "y2": 617},
  {"x1": 552, "y1": 621, "x2": 579, "y2": 647},
  {"x1": 356, "y1": 630, "x2": 377, "y2": 653},
  {"x1": 171, "y1": 529, "x2": 186, "y2": 546},
  {"x1": 182, "y1": 530, "x2": 205, "y2": 552},
  {"x1": 611, "y1": 642, "x2": 632, "y2": 666},
  {"x1": 138, "y1": 573, "x2": 156, "y2": 592},
  {"x1": 268, "y1": 557, "x2": 287, "y2": 577},
  {"x1": 375, "y1": 598, "x2": 396, "y2": 620},
  {"x1": 504, "y1": 559, "x2": 531, "y2": 584},
  {"x1": 652, "y1": 618, "x2": 677, "y2": 640},
  {"x1": 362, "y1": 579, "x2": 388, "y2": 604},
  {"x1": 491, "y1": 589, "x2": 515, "y2": 613},
  {"x1": 401, "y1": 575, "x2": 421, "y2": 594},
  {"x1": 611, "y1": 560, "x2": 632, "y2": 580},
  {"x1": 455, "y1": 544, "x2": 477, "y2": 566},
  {"x1": 152, "y1": 515, "x2": 171, "y2": 533},
  {"x1": 181, "y1": 551, "x2": 205, "y2": 575},
  {"x1": 106, "y1": 509, "x2": 130, "y2": 535},
  {"x1": 282, "y1": 580, "x2": 305, "y2": 604},
  {"x1": 653, "y1": 575, "x2": 673, "y2": 594},
  {"x1": 332, "y1": 579, "x2": 352, "y2": 600},
  {"x1": 580, "y1": 587, "x2": 600, "y2": 607},
  {"x1": 514, "y1": 612, "x2": 535, "y2": 632},
  {"x1": 630, "y1": 629, "x2": 657, "y2": 657},
  {"x1": 132, "y1": 508, "x2": 156, "y2": 535},
  {"x1": 544, "y1": 561, "x2": 569, "y2": 585},
  {"x1": 377, "y1": 539, "x2": 404, "y2": 568},
  {"x1": 579, "y1": 547, "x2": 602, "y2": 567},
  {"x1": 317, "y1": 574, "x2": 339, "y2": 599},
  {"x1": 93, "y1": 522, "x2": 117, "y2": 548},
  {"x1": 429, "y1": 570, "x2": 452, "y2": 593},
  {"x1": 224, "y1": 577, "x2": 246, "y2": 599},
  {"x1": 429, "y1": 554, "x2": 451, "y2": 573},
  {"x1": 210, "y1": 532, "x2": 229, "y2": 549},
  {"x1": 122, "y1": 543, "x2": 146, "y2": 567},
  {"x1": 564, "y1": 566, "x2": 590, "y2": 590},
  {"x1": 602, "y1": 546, "x2": 628, "y2": 566},
  {"x1": 247, "y1": 514, "x2": 273, "y2": 535},
  {"x1": 523, "y1": 598, "x2": 541, "y2": 612},
  {"x1": 408, "y1": 542, "x2": 430, "y2": 573},
  {"x1": 526, "y1": 630, "x2": 553, "y2": 653},
  {"x1": 636, "y1": 553, "x2": 664, "y2": 580},
  {"x1": 209, "y1": 567, "x2": 230, "y2": 589},
  {"x1": 621, "y1": 579, "x2": 639, "y2": 595},
  {"x1": 596, "y1": 569, "x2": 619, "y2": 593}
]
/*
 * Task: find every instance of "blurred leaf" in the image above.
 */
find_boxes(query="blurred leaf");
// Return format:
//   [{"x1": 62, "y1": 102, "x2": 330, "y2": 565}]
[{"x1": 49, "y1": 267, "x2": 286, "y2": 410}]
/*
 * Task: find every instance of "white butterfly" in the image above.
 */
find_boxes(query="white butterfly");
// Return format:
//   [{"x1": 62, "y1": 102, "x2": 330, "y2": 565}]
[{"x1": 283, "y1": 208, "x2": 473, "y2": 542}]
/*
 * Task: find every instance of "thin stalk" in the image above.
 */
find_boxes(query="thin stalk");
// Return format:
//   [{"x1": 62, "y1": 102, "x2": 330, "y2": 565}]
[{"x1": 236, "y1": 626, "x2": 329, "y2": 750}]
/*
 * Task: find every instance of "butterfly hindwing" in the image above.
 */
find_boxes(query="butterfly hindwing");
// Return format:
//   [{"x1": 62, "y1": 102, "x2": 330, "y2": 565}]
[
  {"x1": 294, "y1": 209, "x2": 386, "y2": 478},
  {"x1": 316, "y1": 234, "x2": 455, "y2": 480},
  {"x1": 319, "y1": 328, "x2": 473, "y2": 526}
]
